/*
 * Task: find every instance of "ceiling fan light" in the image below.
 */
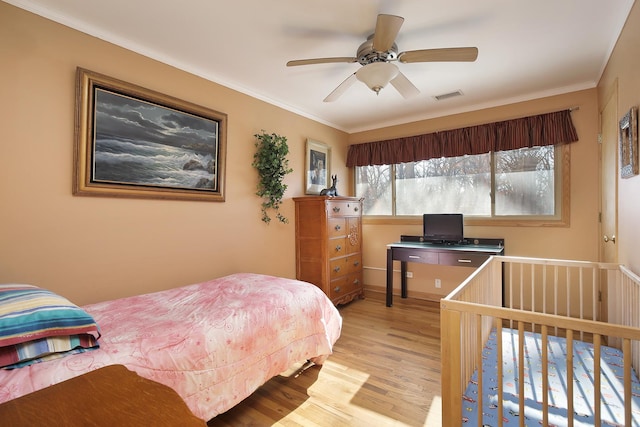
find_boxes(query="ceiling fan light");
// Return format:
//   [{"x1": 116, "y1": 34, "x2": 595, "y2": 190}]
[{"x1": 356, "y1": 62, "x2": 399, "y2": 94}]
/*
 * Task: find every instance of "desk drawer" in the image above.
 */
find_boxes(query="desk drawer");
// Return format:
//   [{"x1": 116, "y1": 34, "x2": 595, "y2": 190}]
[
  {"x1": 393, "y1": 248, "x2": 438, "y2": 264},
  {"x1": 438, "y1": 252, "x2": 488, "y2": 267}
]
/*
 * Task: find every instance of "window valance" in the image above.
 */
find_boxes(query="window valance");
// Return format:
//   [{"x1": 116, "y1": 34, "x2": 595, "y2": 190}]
[{"x1": 346, "y1": 109, "x2": 578, "y2": 167}]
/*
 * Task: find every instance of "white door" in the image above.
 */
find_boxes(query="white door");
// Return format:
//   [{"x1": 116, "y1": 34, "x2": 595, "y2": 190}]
[
  {"x1": 600, "y1": 86, "x2": 618, "y2": 264},
  {"x1": 599, "y1": 84, "x2": 618, "y2": 323}
]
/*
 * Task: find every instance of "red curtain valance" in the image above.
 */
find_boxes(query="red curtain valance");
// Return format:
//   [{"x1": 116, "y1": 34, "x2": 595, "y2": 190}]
[{"x1": 346, "y1": 109, "x2": 578, "y2": 167}]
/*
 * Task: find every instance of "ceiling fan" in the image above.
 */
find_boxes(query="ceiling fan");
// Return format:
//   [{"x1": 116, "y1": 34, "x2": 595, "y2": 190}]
[{"x1": 286, "y1": 14, "x2": 478, "y2": 102}]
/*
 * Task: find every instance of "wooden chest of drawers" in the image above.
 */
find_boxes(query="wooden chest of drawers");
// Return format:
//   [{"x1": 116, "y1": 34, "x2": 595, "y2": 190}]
[{"x1": 294, "y1": 196, "x2": 364, "y2": 305}]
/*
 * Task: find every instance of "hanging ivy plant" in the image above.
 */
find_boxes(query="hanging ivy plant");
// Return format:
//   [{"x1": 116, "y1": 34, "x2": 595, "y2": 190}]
[{"x1": 252, "y1": 131, "x2": 293, "y2": 224}]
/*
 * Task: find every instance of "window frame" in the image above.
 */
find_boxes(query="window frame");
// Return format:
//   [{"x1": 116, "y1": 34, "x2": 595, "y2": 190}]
[{"x1": 357, "y1": 144, "x2": 570, "y2": 227}]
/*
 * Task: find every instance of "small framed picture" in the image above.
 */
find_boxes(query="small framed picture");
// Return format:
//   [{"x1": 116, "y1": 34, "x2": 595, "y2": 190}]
[
  {"x1": 305, "y1": 139, "x2": 331, "y2": 194},
  {"x1": 619, "y1": 106, "x2": 638, "y2": 179}
]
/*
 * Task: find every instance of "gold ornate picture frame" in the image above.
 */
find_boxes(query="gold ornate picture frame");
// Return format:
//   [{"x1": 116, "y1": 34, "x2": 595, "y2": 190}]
[
  {"x1": 74, "y1": 68, "x2": 227, "y2": 201},
  {"x1": 619, "y1": 106, "x2": 638, "y2": 179}
]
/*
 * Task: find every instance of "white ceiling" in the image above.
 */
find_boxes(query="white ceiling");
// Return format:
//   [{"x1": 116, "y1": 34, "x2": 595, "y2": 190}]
[{"x1": 7, "y1": 0, "x2": 635, "y2": 133}]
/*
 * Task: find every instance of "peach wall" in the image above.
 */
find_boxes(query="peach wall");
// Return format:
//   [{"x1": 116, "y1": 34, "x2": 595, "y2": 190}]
[
  {"x1": 0, "y1": 3, "x2": 349, "y2": 305},
  {"x1": 598, "y1": 1, "x2": 640, "y2": 274},
  {"x1": 349, "y1": 90, "x2": 600, "y2": 299},
  {"x1": 0, "y1": 2, "x2": 612, "y2": 305}
]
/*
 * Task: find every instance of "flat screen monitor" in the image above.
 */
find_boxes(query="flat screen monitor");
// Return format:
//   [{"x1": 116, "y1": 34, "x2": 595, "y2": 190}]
[{"x1": 423, "y1": 213, "x2": 464, "y2": 243}]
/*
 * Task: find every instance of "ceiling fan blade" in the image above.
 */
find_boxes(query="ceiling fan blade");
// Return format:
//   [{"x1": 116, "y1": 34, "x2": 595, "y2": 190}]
[
  {"x1": 372, "y1": 14, "x2": 404, "y2": 52},
  {"x1": 286, "y1": 57, "x2": 357, "y2": 67},
  {"x1": 390, "y1": 72, "x2": 420, "y2": 99},
  {"x1": 323, "y1": 73, "x2": 358, "y2": 102},
  {"x1": 398, "y1": 47, "x2": 479, "y2": 63}
]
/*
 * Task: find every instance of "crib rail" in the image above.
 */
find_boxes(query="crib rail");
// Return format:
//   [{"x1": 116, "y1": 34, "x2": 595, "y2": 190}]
[{"x1": 441, "y1": 256, "x2": 640, "y2": 427}]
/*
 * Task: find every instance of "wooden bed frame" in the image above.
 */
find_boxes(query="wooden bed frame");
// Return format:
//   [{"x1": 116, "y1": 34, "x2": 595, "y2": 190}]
[
  {"x1": 0, "y1": 365, "x2": 206, "y2": 426},
  {"x1": 440, "y1": 255, "x2": 640, "y2": 427}
]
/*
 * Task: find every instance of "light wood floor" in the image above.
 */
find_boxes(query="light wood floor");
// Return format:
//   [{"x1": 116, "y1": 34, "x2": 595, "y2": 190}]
[{"x1": 207, "y1": 293, "x2": 443, "y2": 427}]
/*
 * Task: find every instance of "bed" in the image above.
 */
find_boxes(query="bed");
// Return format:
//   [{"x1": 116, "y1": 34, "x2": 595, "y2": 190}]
[
  {"x1": 0, "y1": 364, "x2": 207, "y2": 426},
  {"x1": 441, "y1": 256, "x2": 640, "y2": 426},
  {"x1": 0, "y1": 273, "x2": 342, "y2": 422}
]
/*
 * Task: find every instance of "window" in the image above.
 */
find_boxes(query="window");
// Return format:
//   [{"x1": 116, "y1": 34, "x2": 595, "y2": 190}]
[{"x1": 355, "y1": 145, "x2": 565, "y2": 221}]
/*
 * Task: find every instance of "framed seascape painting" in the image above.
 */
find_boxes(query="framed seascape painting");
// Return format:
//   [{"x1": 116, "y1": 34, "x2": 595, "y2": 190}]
[
  {"x1": 305, "y1": 139, "x2": 331, "y2": 195},
  {"x1": 619, "y1": 106, "x2": 638, "y2": 179},
  {"x1": 73, "y1": 68, "x2": 227, "y2": 201}
]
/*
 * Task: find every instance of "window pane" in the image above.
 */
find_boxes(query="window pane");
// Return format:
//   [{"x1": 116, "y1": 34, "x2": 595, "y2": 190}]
[
  {"x1": 355, "y1": 146, "x2": 561, "y2": 220},
  {"x1": 395, "y1": 155, "x2": 491, "y2": 216},
  {"x1": 356, "y1": 165, "x2": 392, "y2": 215},
  {"x1": 495, "y1": 146, "x2": 555, "y2": 215}
]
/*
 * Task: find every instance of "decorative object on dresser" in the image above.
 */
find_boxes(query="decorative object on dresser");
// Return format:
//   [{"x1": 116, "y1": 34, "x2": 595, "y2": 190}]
[
  {"x1": 319, "y1": 175, "x2": 338, "y2": 196},
  {"x1": 294, "y1": 196, "x2": 364, "y2": 305}
]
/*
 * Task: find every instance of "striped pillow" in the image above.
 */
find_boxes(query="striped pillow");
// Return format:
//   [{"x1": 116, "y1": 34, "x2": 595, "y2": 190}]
[{"x1": 0, "y1": 284, "x2": 101, "y2": 368}]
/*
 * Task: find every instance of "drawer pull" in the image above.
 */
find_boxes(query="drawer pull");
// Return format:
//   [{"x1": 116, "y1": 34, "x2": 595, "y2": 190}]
[
  {"x1": 458, "y1": 259, "x2": 472, "y2": 263},
  {"x1": 335, "y1": 245, "x2": 342, "y2": 252},
  {"x1": 354, "y1": 207, "x2": 359, "y2": 212},
  {"x1": 334, "y1": 266, "x2": 341, "y2": 273},
  {"x1": 353, "y1": 260, "x2": 360, "y2": 267},
  {"x1": 334, "y1": 286, "x2": 341, "y2": 293},
  {"x1": 353, "y1": 279, "x2": 360, "y2": 285},
  {"x1": 333, "y1": 206, "x2": 341, "y2": 213},
  {"x1": 334, "y1": 224, "x2": 341, "y2": 231},
  {"x1": 409, "y1": 255, "x2": 421, "y2": 259}
]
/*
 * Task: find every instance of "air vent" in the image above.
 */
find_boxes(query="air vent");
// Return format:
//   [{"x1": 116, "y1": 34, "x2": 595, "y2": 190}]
[{"x1": 434, "y1": 90, "x2": 463, "y2": 101}]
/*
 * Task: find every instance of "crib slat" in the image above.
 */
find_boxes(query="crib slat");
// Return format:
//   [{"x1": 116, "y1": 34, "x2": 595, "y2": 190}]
[
  {"x1": 440, "y1": 307, "x2": 462, "y2": 427},
  {"x1": 508, "y1": 263, "x2": 515, "y2": 329},
  {"x1": 579, "y1": 268, "x2": 584, "y2": 341},
  {"x1": 594, "y1": 334, "x2": 601, "y2": 427},
  {"x1": 476, "y1": 314, "x2": 483, "y2": 427},
  {"x1": 542, "y1": 264, "x2": 547, "y2": 317},
  {"x1": 541, "y1": 325, "x2": 549, "y2": 426},
  {"x1": 553, "y1": 266, "x2": 559, "y2": 335},
  {"x1": 566, "y1": 268, "x2": 571, "y2": 324},
  {"x1": 624, "y1": 338, "x2": 632, "y2": 427},
  {"x1": 531, "y1": 265, "x2": 536, "y2": 332},
  {"x1": 566, "y1": 330, "x2": 574, "y2": 427},
  {"x1": 497, "y1": 321, "x2": 504, "y2": 427},
  {"x1": 520, "y1": 263, "x2": 524, "y2": 310},
  {"x1": 518, "y1": 323, "x2": 525, "y2": 427},
  {"x1": 592, "y1": 268, "x2": 597, "y2": 321}
]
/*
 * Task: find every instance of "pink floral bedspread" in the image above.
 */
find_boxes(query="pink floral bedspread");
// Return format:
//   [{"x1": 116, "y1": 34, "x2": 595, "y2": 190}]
[{"x1": 0, "y1": 273, "x2": 342, "y2": 421}]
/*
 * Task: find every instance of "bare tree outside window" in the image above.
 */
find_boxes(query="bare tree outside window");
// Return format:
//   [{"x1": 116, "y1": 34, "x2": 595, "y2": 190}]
[
  {"x1": 495, "y1": 146, "x2": 555, "y2": 215},
  {"x1": 396, "y1": 154, "x2": 491, "y2": 215},
  {"x1": 355, "y1": 146, "x2": 557, "y2": 218},
  {"x1": 356, "y1": 165, "x2": 392, "y2": 215}
]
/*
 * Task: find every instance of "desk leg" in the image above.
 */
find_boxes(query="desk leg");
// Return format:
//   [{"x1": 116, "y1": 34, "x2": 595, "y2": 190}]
[
  {"x1": 386, "y1": 248, "x2": 393, "y2": 307},
  {"x1": 400, "y1": 261, "x2": 408, "y2": 298}
]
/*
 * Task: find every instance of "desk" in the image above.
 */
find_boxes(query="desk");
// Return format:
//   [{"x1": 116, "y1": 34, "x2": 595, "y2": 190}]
[{"x1": 385, "y1": 237, "x2": 504, "y2": 306}]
